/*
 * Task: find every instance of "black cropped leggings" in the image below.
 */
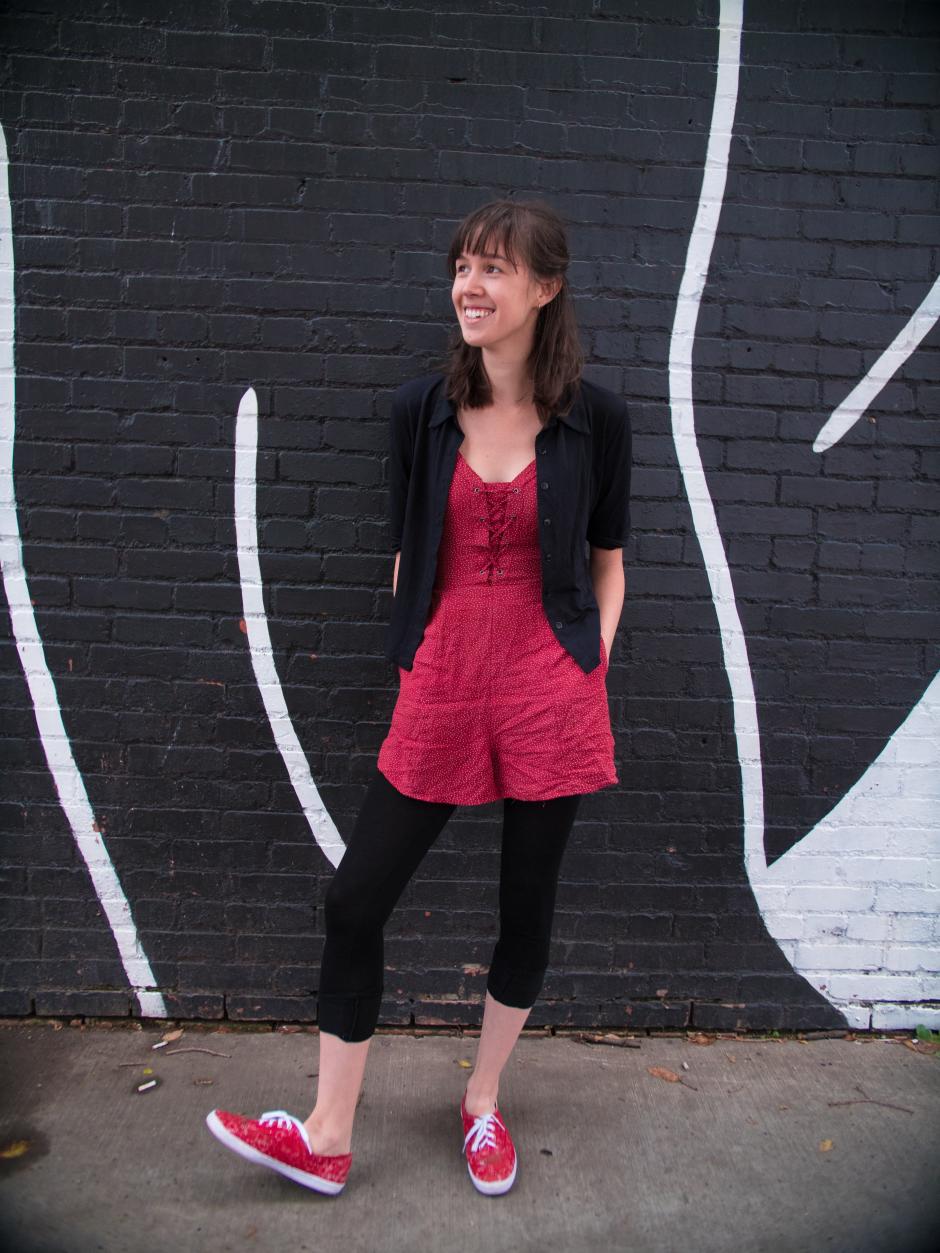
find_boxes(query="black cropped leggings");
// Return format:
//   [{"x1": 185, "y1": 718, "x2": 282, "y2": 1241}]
[{"x1": 318, "y1": 765, "x2": 583, "y2": 1043}]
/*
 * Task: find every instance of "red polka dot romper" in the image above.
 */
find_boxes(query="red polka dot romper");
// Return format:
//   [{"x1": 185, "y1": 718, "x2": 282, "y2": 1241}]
[{"x1": 377, "y1": 449, "x2": 618, "y2": 805}]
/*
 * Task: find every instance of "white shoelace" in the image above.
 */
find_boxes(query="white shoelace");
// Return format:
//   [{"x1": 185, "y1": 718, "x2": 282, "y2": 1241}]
[
  {"x1": 464, "y1": 1110, "x2": 504, "y2": 1154},
  {"x1": 259, "y1": 1108, "x2": 313, "y2": 1154}
]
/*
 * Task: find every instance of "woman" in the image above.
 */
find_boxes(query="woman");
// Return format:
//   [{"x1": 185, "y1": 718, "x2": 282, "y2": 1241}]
[{"x1": 206, "y1": 198, "x2": 632, "y2": 1198}]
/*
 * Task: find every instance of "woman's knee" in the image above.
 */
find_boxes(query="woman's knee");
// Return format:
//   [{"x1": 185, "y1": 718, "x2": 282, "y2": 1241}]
[{"x1": 324, "y1": 869, "x2": 385, "y2": 940}]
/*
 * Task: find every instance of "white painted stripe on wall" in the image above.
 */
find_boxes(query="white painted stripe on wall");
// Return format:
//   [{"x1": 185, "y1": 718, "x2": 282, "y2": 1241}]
[
  {"x1": 668, "y1": 1, "x2": 762, "y2": 855},
  {"x1": 669, "y1": 3, "x2": 940, "y2": 1029},
  {"x1": 815, "y1": 274, "x2": 940, "y2": 453},
  {"x1": 0, "y1": 125, "x2": 166, "y2": 1019},
  {"x1": 234, "y1": 387, "x2": 345, "y2": 868}
]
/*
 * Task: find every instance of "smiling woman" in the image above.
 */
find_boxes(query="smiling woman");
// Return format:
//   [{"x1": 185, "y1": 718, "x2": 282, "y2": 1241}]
[
  {"x1": 207, "y1": 198, "x2": 632, "y2": 1200},
  {"x1": 445, "y1": 199, "x2": 586, "y2": 428}
]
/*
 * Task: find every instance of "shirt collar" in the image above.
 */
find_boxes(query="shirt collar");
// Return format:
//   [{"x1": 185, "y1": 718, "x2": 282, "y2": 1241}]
[{"x1": 428, "y1": 380, "x2": 589, "y2": 433}]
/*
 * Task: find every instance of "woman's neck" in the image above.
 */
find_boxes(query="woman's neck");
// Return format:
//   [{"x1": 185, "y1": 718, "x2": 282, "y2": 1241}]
[{"x1": 480, "y1": 347, "x2": 534, "y2": 409}]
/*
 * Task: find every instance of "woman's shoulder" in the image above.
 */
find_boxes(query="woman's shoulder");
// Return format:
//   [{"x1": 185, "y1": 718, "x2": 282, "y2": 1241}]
[
  {"x1": 574, "y1": 376, "x2": 630, "y2": 441},
  {"x1": 391, "y1": 370, "x2": 447, "y2": 412},
  {"x1": 576, "y1": 375, "x2": 629, "y2": 421}
]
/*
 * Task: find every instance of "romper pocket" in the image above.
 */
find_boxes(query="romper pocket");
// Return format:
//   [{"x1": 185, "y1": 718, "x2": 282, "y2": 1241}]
[
  {"x1": 553, "y1": 686, "x2": 611, "y2": 751},
  {"x1": 412, "y1": 592, "x2": 444, "y2": 670},
  {"x1": 553, "y1": 637, "x2": 613, "y2": 749}
]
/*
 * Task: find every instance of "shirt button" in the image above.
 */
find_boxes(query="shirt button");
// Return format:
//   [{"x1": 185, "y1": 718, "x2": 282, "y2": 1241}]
[
  {"x1": 544, "y1": 518, "x2": 551, "y2": 526},
  {"x1": 555, "y1": 620, "x2": 563, "y2": 629}
]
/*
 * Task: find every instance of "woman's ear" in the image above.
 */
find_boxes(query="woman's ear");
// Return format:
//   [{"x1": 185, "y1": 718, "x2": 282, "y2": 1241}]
[{"x1": 539, "y1": 277, "x2": 563, "y2": 306}]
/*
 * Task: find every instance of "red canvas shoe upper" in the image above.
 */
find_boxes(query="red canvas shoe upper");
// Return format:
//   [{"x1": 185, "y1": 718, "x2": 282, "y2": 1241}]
[
  {"x1": 460, "y1": 1095, "x2": 517, "y2": 1186},
  {"x1": 214, "y1": 1109, "x2": 352, "y2": 1186}
]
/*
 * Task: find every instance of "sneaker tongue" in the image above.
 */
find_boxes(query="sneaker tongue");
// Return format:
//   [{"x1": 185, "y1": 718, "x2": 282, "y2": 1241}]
[{"x1": 260, "y1": 1109, "x2": 313, "y2": 1154}]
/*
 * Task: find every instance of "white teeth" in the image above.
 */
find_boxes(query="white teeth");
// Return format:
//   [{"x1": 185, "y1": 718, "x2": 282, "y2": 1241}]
[{"x1": 465, "y1": 308, "x2": 493, "y2": 320}]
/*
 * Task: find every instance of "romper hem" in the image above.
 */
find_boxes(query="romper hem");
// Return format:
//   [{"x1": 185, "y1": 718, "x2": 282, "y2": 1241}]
[{"x1": 377, "y1": 761, "x2": 618, "y2": 807}]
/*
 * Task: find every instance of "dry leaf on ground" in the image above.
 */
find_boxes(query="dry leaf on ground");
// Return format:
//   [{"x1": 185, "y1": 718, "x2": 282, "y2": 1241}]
[{"x1": 647, "y1": 1066, "x2": 681, "y2": 1083}]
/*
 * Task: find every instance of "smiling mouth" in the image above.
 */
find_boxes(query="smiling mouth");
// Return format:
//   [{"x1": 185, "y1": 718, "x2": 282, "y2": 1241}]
[{"x1": 463, "y1": 307, "x2": 494, "y2": 321}]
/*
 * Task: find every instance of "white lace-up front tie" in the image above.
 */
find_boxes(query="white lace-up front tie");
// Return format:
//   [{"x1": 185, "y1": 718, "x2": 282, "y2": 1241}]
[
  {"x1": 464, "y1": 1109, "x2": 505, "y2": 1154},
  {"x1": 259, "y1": 1109, "x2": 313, "y2": 1154}
]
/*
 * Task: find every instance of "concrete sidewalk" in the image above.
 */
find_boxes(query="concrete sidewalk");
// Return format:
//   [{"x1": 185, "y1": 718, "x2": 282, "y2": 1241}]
[{"x1": 0, "y1": 1021, "x2": 938, "y2": 1253}]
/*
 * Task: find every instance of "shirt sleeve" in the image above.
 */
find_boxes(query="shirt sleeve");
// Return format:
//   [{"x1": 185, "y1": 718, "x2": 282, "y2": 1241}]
[
  {"x1": 387, "y1": 383, "x2": 416, "y2": 552},
  {"x1": 586, "y1": 398, "x2": 632, "y2": 549}
]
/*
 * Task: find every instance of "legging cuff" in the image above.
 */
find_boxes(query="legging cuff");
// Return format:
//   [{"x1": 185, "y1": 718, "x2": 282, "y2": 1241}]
[
  {"x1": 485, "y1": 962, "x2": 546, "y2": 1010},
  {"x1": 317, "y1": 988, "x2": 383, "y2": 1043}
]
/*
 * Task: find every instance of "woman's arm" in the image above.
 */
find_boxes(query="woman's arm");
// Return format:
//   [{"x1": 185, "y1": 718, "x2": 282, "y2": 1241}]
[
  {"x1": 393, "y1": 551, "x2": 400, "y2": 597},
  {"x1": 589, "y1": 546, "x2": 625, "y2": 661}
]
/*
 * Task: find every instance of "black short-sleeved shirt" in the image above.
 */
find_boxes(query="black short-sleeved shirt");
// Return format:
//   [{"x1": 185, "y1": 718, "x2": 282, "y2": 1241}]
[{"x1": 385, "y1": 371, "x2": 632, "y2": 674}]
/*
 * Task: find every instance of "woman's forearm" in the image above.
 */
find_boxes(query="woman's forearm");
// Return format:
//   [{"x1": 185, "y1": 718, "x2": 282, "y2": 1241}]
[{"x1": 589, "y1": 549, "x2": 626, "y2": 660}]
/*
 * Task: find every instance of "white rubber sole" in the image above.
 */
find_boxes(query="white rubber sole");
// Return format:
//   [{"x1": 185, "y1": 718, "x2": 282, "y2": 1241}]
[
  {"x1": 205, "y1": 1110, "x2": 346, "y2": 1195},
  {"x1": 466, "y1": 1155, "x2": 518, "y2": 1195}
]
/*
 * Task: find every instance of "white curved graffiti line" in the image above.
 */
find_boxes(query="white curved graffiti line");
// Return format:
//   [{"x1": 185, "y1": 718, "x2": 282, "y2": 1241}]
[
  {"x1": 669, "y1": 2, "x2": 763, "y2": 856},
  {"x1": 671, "y1": 0, "x2": 940, "y2": 1030},
  {"x1": 234, "y1": 387, "x2": 345, "y2": 868},
  {"x1": 814, "y1": 274, "x2": 940, "y2": 453},
  {"x1": 0, "y1": 126, "x2": 166, "y2": 1018}
]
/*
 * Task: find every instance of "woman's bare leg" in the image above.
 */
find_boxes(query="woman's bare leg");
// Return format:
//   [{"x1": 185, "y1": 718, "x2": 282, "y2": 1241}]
[
  {"x1": 303, "y1": 1032, "x2": 371, "y2": 1155},
  {"x1": 307, "y1": 767, "x2": 456, "y2": 1155},
  {"x1": 463, "y1": 991, "x2": 531, "y2": 1117},
  {"x1": 464, "y1": 792, "x2": 582, "y2": 1119}
]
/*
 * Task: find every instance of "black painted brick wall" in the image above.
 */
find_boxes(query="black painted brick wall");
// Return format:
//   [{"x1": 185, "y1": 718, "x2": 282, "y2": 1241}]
[{"x1": 0, "y1": 1, "x2": 937, "y2": 1031}]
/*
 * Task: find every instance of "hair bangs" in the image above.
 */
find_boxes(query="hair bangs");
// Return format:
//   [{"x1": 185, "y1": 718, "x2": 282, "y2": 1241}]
[{"x1": 448, "y1": 205, "x2": 522, "y2": 275}]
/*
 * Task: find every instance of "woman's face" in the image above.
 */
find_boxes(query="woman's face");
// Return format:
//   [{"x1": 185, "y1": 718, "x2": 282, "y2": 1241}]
[{"x1": 451, "y1": 246, "x2": 553, "y2": 357}]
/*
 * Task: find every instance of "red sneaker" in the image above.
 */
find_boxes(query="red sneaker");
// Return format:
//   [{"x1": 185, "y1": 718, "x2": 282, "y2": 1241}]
[
  {"x1": 205, "y1": 1108, "x2": 352, "y2": 1195},
  {"x1": 460, "y1": 1094, "x2": 518, "y2": 1195}
]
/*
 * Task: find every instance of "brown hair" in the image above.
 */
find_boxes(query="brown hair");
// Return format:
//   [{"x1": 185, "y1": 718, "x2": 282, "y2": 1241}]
[{"x1": 442, "y1": 198, "x2": 584, "y2": 424}]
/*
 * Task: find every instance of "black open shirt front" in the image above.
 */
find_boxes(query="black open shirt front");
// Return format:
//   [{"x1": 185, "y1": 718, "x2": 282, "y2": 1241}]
[{"x1": 386, "y1": 371, "x2": 632, "y2": 674}]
